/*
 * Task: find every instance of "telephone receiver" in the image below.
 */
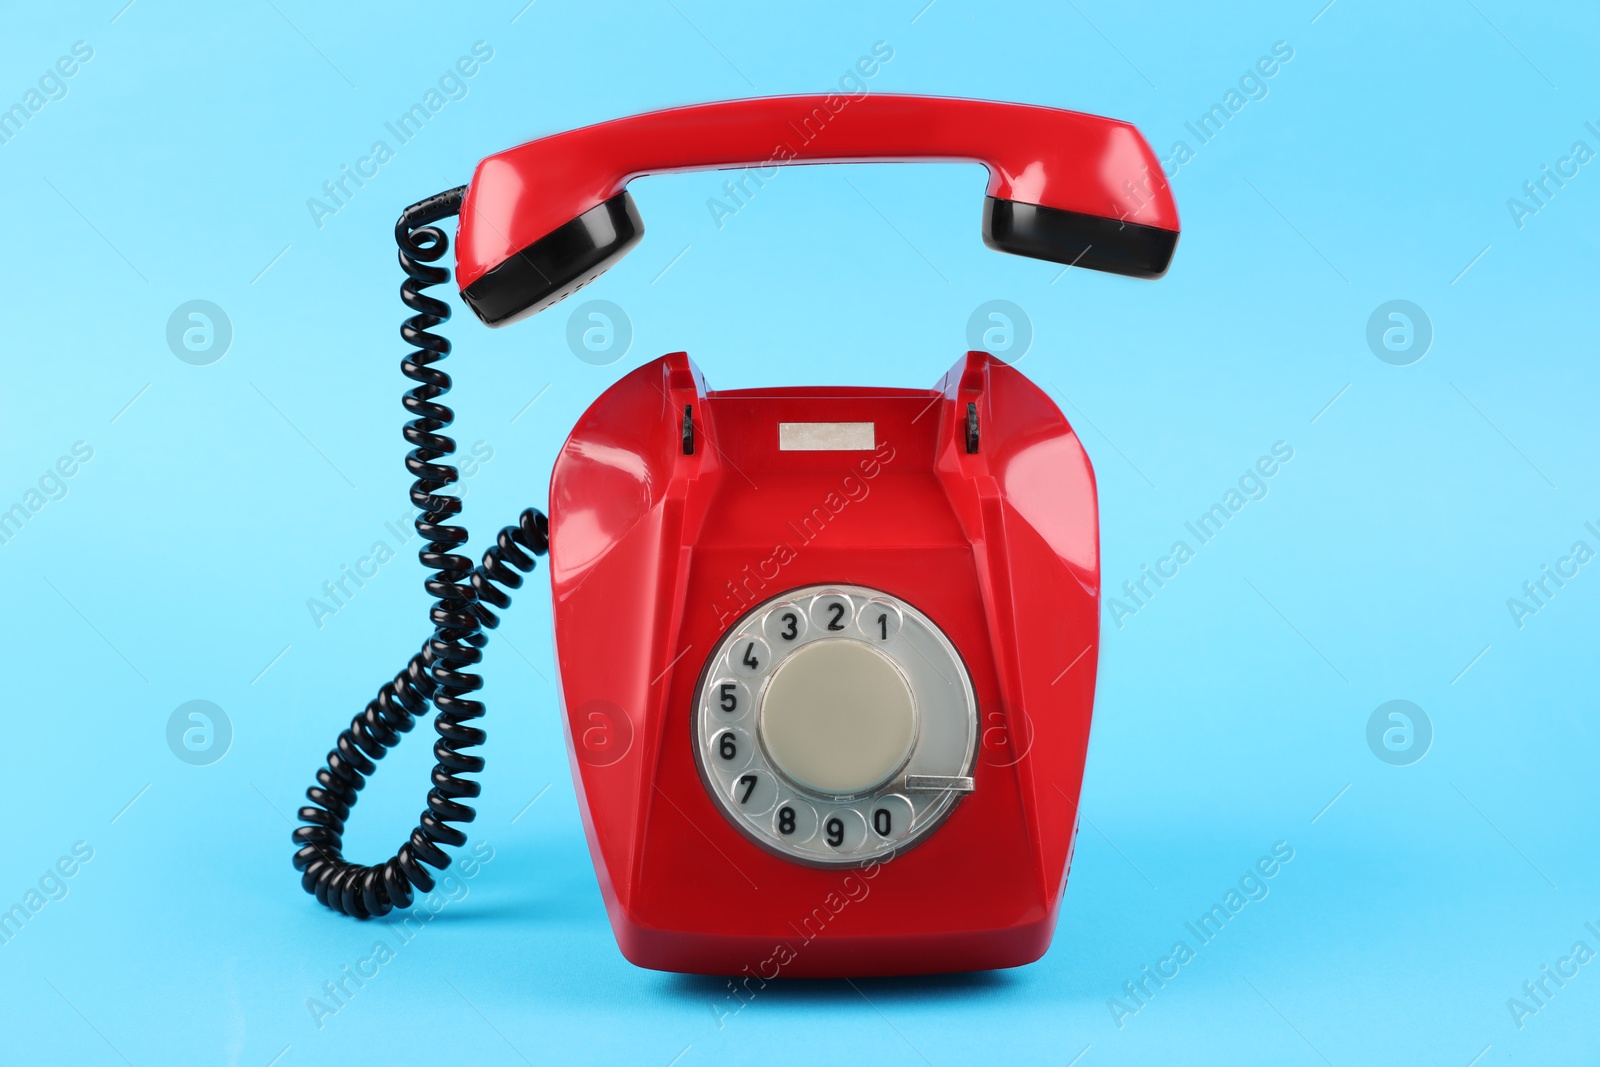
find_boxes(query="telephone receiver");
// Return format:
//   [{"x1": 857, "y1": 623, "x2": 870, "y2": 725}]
[
  {"x1": 452, "y1": 93, "x2": 1178, "y2": 325},
  {"x1": 294, "y1": 94, "x2": 1179, "y2": 977}
]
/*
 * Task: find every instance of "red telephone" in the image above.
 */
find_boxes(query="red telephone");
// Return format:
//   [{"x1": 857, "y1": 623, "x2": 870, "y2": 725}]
[{"x1": 293, "y1": 94, "x2": 1179, "y2": 977}]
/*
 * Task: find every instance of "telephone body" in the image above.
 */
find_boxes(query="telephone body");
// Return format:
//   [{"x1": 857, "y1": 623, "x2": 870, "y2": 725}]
[{"x1": 292, "y1": 94, "x2": 1179, "y2": 977}]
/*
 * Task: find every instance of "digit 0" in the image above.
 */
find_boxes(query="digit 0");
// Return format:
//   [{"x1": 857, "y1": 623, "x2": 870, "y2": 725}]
[{"x1": 873, "y1": 808, "x2": 892, "y2": 836}]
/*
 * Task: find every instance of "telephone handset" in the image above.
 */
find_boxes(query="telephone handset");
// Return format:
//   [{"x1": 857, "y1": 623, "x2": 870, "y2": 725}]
[
  {"x1": 292, "y1": 94, "x2": 1178, "y2": 976},
  {"x1": 455, "y1": 93, "x2": 1178, "y2": 324}
]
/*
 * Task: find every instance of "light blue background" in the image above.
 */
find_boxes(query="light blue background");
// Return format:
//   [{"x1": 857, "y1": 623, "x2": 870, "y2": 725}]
[{"x1": 2, "y1": 1, "x2": 1596, "y2": 1064}]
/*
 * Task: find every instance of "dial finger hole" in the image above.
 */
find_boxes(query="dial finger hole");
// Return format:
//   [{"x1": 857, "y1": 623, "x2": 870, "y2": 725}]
[
  {"x1": 730, "y1": 769, "x2": 778, "y2": 816},
  {"x1": 821, "y1": 808, "x2": 868, "y2": 852},
  {"x1": 862, "y1": 599, "x2": 903, "y2": 642},
  {"x1": 763, "y1": 604, "x2": 807, "y2": 647},
  {"x1": 772, "y1": 799, "x2": 817, "y2": 843},
  {"x1": 808, "y1": 593, "x2": 854, "y2": 635},
  {"x1": 867, "y1": 794, "x2": 915, "y2": 841},
  {"x1": 709, "y1": 678, "x2": 750, "y2": 719},
  {"x1": 729, "y1": 635, "x2": 770, "y2": 677},
  {"x1": 710, "y1": 726, "x2": 754, "y2": 774}
]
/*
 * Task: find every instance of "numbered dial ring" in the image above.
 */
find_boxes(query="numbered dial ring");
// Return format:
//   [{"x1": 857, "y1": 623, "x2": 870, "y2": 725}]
[{"x1": 694, "y1": 585, "x2": 977, "y2": 866}]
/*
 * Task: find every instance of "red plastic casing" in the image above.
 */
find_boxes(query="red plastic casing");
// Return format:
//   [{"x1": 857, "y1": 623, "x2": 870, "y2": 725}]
[
  {"x1": 547, "y1": 351, "x2": 1099, "y2": 976},
  {"x1": 456, "y1": 94, "x2": 1176, "y2": 289}
]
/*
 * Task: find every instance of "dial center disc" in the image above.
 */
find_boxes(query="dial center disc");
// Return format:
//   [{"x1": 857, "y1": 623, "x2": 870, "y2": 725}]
[{"x1": 758, "y1": 639, "x2": 916, "y2": 796}]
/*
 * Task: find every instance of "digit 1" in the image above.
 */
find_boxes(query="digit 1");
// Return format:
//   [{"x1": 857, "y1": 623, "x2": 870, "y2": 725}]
[{"x1": 877, "y1": 613, "x2": 887, "y2": 640}]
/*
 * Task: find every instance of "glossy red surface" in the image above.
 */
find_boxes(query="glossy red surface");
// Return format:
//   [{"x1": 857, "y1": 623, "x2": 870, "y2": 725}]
[
  {"x1": 548, "y1": 351, "x2": 1101, "y2": 976},
  {"x1": 456, "y1": 94, "x2": 1176, "y2": 288}
]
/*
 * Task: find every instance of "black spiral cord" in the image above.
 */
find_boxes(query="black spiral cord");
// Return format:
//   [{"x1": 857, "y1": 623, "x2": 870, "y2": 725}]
[{"x1": 292, "y1": 186, "x2": 550, "y2": 918}]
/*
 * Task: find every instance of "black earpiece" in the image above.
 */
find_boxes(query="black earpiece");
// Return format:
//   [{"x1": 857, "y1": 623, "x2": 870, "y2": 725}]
[
  {"x1": 461, "y1": 192, "x2": 644, "y2": 327},
  {"x1": 982, "y1": 198, "x2": 1178, "y2": 279}
]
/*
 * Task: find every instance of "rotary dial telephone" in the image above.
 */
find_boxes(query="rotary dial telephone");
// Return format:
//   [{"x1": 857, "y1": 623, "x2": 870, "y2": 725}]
[{"x1": 292, "y1": 93, "x2": 1179, "y2": 977}]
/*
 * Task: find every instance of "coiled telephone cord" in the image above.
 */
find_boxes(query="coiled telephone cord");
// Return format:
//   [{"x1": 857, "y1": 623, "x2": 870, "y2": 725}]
[{"x1": 291, "y1": 187, "x2": 549, "y2": 918}]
